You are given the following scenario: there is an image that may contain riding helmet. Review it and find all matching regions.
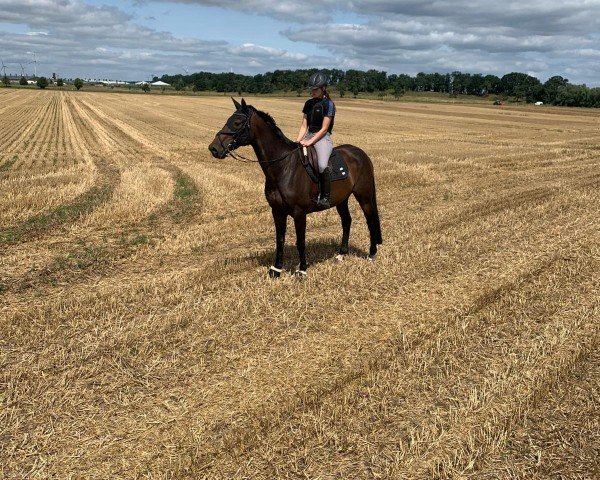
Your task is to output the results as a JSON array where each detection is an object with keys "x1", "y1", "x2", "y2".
[{"x1": 308, "y1": 71, "x2": 328, "y2": 89}]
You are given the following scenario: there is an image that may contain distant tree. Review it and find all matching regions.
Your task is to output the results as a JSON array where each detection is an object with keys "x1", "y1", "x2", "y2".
[
  {"x1": 414, "y1": 72, "x2": 428, "y2": 92},
  {"x1": 36, "y1": 77, "x2": 48, "y2": 89},
  {"x1": 19, "y1": 76, "x2": 27, "y2": 86},
  {"x1": 470, "y1": 74, "x2": 485, "y2": 95},
  {"x1": 174, "y1": 78, "x2": 185, "y2": 91},
  {"x1": 345, "y1": 69, "x2": 364, "y2": 97},
  {"x1": 499, "y1": 72, "x2": 541, "y2": 101},
  {"x1": 142, "y1": 83, "x2": 150, "y2": 93},
  {"x1": 2, "y1": 75, "x2": 10, "y2": 87},
  {"x1": 393, "y1": 82, "x2": 404, "y2": 100},
  {"x1": 73, "y1": 78, "x2": 83, "y2": 90},
  {"x1": 543, "y1": 75, "x2": 569, "y2": 104},
  {"x1": 338, "y1": 81, "x2": 346, "y2": 98},
  {"x1": 56, "y1": 78, "x2": 64, "y2": 87},
  {"x1": 483, "y1": 74, "x2": 501, "y2": 94}
]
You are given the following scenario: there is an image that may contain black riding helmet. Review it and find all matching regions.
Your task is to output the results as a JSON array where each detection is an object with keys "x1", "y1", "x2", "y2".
[{"x1": 308, "y1": 71, "x2": 328, "y2": 89}]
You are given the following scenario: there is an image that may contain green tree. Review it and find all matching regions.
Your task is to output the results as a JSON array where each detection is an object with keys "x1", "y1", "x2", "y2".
[
  {"x1": 73, "y1": 78, "x2": 83, "y2": 90},
  {"x1": 56, "y1": 78, "x2": 64, "y2": 87},
  {"x1": 393, "y1": 82, "x2": 404, "y2": 100},
  {"x1": 36, "y1": 77, "x2": 48, "y2": 89},
  {"x1": 142, "y1": 83, "x2": 150, "y2": 93},
  {"x1": 19, "y1": 76, "x2": 27, "y2": 86},
  {"x1": 2, "y1": 75, "x2": 10, "y2": 87},
  {"x1": 543, "y1": 76, "x2": 569, "y2": 104},
  {"x1": 499, "y1": 72, "x2": 541, "y2": 101},
  {"x1": 174, "y1": 78, "x2": 185, "y2": 91},
  {"x1": 483, "y1": 75, "x2": 501, "y2": 94}
]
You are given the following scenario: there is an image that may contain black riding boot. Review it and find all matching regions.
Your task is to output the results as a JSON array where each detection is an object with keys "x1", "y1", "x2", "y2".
[{"x1": 316, "y1": 168, "x2": 331, "y2": 209}]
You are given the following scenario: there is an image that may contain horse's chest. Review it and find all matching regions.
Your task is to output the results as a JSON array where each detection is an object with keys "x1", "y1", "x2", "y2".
[{"x1": 264, "y1": 185, "x2": 283, "y2": 208}]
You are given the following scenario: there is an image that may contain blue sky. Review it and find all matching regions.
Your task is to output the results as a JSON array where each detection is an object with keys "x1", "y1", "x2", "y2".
[{"x1": 1, "y1": 0, "x2": 599, "y2": 85}]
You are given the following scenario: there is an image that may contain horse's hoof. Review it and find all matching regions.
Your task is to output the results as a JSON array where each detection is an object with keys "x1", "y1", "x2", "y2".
[
  {"x1": 335, "y1": 254, "x2": 345, "y2": 262},
  {"x1": 294, "y1": 269, "x2": 307, "y2": 279},
  {"x1": 367, "y1": 254, "x2": 376, "y2": 262},
  {"x1": 268, "y1": 266, "x2": 282, "y2": 278}
]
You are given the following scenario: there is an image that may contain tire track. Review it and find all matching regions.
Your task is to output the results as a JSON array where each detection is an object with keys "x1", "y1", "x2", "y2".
[{"x1": 0, "y1": 159, "x2": 119, "y2": 245}]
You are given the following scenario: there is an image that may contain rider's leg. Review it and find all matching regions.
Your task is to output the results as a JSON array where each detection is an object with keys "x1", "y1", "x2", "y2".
[{"x1": 313, "y1": 134, "x2": 333, "y2": 208}]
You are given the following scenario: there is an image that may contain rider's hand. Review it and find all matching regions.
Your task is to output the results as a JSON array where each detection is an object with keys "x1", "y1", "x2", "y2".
[{"x1": 300, "y1": 139, "x2": 311, "y2": 147}]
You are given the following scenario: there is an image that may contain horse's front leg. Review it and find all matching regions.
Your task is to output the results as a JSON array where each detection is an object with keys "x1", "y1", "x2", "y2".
[
  {"x1": 269, "y1": 208, "x2": 287, "y2": 278},
  {"x1": 293, "y1": 214, "x2": 307, "y2": 277}
]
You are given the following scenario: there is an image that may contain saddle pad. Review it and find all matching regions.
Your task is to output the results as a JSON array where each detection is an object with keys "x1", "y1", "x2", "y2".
[
  {"x1": 329, "y1": 150, "x2": 349, "y2": 182},
  {"x1": 302, "y1": 147, "x2": 349, "y2": 183}
]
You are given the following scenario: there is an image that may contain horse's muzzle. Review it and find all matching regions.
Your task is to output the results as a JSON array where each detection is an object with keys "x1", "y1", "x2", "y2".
[{"x1": 208, "y1": 145, "x2": 227, "y2": 159}]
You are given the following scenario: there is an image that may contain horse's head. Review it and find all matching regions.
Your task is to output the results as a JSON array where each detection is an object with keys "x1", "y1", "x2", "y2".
[{"x1": 208, "y1": 98, "x2": 254, "y2": 159}]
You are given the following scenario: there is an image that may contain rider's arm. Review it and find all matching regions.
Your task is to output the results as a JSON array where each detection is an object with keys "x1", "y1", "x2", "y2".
[
  {"x1": 302, "y1": 116, "x2": 332, "y2": 146},
  {"x1": 296, "y1": 115, "x2": 308, "y2": 142}
]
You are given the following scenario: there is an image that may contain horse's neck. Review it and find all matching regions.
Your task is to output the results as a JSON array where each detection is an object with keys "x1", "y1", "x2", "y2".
[{"x1": 250, "y1": 119, "x2": 295, "y2": 180}]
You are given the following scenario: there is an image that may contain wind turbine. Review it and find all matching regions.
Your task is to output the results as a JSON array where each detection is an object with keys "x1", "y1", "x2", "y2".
[
  {"x1": 27, "y1": 52, "x2": 38, "y2": 77},
  {"x1": 182, "y1": 66, "x2": 189, "y2": 75},
  {"x1": 19, "y1": 63, "x2": 27, "y2": 78},
  {"x1": 0, "y1": 59, "x2": 8, "y2": 77}
]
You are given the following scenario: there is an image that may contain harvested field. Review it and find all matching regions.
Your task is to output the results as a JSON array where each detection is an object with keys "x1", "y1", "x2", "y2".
[{"x1": 1, "y1": 89, "x2": 599, "y2": 479}]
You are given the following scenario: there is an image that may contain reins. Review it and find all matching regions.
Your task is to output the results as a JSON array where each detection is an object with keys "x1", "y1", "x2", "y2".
[{"x1": 227, "y1": 146, "x2": 302, "y2": 164}]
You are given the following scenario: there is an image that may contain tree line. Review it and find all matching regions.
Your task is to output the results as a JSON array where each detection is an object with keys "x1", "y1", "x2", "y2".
[{"x1": 160, "y1": 69, "x2": 600, "y2": 108}]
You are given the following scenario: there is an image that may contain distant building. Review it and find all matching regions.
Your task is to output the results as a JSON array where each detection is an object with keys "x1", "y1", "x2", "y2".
[{"x1": 151, "y1": 81, "x2": 170, "y2": 87}]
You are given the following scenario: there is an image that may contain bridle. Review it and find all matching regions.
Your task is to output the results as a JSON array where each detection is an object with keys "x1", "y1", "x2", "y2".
[
  {"x1": 215, "y1": 110, "x2": 253, "y2": 155},
  {"x1": 215, "y1": 107, "x2": 301, "y2": 164}
]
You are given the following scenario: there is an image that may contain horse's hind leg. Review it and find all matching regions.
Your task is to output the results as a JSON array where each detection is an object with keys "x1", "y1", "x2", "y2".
[
  {"x1": 336, "y1": 197, "x2": 352, "y2": 258},
  {"x1": 353, "y1": 185, "x2": 383, "y2": 259}
]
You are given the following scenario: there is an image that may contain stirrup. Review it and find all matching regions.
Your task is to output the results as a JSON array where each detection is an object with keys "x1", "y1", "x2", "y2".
[{"x1": 315, "y1": 195, "x2": 331, "y2": 208}]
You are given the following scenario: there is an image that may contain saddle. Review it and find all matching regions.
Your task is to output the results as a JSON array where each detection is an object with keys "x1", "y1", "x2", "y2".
[{"x1": 301, "y1": 146, "x2": 349, "y2": 183}]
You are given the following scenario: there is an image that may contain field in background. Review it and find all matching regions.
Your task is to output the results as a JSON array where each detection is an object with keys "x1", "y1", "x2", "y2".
[
  {"x1": 1, "y1": 90, "x2": 599, "y2": 479},
  {"x1": 3, "y1": 84, "x2": 502, "y2": 104}
]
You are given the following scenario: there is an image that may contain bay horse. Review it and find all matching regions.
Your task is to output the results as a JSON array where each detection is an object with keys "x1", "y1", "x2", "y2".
[{"x1": 208, "y1": 98, "x2": 382, "y2": 278}]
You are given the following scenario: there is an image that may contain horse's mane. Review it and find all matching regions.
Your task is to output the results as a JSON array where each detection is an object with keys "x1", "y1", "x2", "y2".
[{"x1": 252, "y1": 107, "x2": 298, "y2": 149}]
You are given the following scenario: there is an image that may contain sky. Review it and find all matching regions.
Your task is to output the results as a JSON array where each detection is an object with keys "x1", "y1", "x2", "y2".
[{"x1": 1, "y1": 0, "x2": 599, "y2": 86}]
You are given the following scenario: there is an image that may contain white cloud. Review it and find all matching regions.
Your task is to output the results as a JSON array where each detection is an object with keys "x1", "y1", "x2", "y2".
[
  {"x1": 0, "y1": 0, "x2": 333, "y2": 79},
  {"x1": 1, "y1": 0, "x2": 599, "y2": 85}
]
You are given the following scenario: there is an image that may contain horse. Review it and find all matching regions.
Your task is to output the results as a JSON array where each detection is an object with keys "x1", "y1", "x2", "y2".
[{"x1": 208, "y1": 98, "x2": 382, "y2": 278}]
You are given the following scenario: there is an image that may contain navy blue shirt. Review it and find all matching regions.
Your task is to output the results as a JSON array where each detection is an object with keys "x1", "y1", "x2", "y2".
[{"x1": 303, "y1": 97, "x2": 335, "y2": 133}]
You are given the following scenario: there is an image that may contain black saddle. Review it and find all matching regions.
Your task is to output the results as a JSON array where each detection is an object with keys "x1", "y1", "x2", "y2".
[{"x1": 301, "y1": 146, "x2": 349, "y2": 183}]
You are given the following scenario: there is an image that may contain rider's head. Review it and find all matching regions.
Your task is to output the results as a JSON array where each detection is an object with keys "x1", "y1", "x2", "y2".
[{"x1": 308, "y1": 71, "x2": 328, "y2": 99}]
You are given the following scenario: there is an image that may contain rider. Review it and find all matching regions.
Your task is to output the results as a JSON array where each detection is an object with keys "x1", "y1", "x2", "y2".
[{"x1": 296, "y1": 71, "x2": 336, "y2": 208}]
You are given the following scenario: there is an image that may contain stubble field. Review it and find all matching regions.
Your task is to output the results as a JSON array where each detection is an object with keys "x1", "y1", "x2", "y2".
[{"x1": 0, "y1": 89, "x2": 599, "y2": 479}]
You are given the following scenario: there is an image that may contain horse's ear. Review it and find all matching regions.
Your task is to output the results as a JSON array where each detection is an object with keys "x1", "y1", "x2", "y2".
[
  {"x1": 231, "y1": 97, "x2": 242, "y2": 111},
  {"x1": 241, "y1": 98, "x2": 248, "y2": 113}
]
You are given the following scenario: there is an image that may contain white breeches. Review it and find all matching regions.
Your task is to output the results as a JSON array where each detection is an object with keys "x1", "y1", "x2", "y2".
[{"x1": 304, "y1": 132, "x2": 333, "y2": 173}]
